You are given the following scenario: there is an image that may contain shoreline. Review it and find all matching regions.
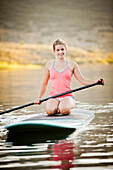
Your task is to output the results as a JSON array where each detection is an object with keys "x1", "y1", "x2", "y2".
[
  {"x1": 0, "y1": 62, "x2": 42, "y2": 70},
  {"x1": 0, "y1": 42, "x2": 113, "y2": 70},
  {"x1": 0, "y1": 61, "x2": 111, "y2": 70}
]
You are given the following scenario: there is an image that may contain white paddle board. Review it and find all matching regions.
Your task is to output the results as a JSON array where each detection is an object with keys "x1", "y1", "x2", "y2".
[{"x1": 5, "y1": 109, "x2": 94, "y2": 145}]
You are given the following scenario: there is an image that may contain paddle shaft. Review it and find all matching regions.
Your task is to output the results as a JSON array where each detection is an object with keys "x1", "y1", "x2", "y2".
[{"x1": 0, "y1": 81, "x2": 101, "y2": 115}]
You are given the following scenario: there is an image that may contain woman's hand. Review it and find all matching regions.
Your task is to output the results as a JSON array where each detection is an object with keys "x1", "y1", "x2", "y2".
[
  {"x1": 34, "y1": 98, "x2": 41, "y2": 104},
  {"x1": 97, "y1": 79, "x2": 104, "y2": 85}
]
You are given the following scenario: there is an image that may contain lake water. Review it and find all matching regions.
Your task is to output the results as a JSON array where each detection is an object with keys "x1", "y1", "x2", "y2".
[{"x1": 0, "y1": 64, "x2": 113, "y2": 169}]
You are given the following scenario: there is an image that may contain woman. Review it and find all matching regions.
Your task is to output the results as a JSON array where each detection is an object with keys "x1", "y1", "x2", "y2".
[{"x1": 34, "y1": 39, "x2": 104, "y2": 115}]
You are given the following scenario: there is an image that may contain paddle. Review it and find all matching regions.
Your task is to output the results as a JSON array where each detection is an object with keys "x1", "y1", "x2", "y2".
[{"x1": 0, "y1": 79, "x2": 104, "y2": 115}]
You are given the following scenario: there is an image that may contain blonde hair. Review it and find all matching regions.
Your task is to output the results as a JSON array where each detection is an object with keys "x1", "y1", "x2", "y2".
[{"x1": 53, "y1": 39, "x2": 67, "y2": 52}]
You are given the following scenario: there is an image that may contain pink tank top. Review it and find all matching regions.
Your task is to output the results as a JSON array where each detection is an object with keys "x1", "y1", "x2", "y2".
[{"x1": 49, "y1": 60, "x2": 73, "y2": 98}]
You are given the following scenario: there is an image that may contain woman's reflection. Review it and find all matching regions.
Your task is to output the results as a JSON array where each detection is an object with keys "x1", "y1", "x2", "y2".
[{"x1": 48, "y1": 139, "x2": 76, "y2": 170}]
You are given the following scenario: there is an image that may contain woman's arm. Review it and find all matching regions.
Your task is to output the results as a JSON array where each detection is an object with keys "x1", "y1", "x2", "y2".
[
  {"x1": 73, "y1": 62, "x2": 97, "y2": 85},
  {"x1": 34, "y1": 63, "x2": 50, "y2": 104}
]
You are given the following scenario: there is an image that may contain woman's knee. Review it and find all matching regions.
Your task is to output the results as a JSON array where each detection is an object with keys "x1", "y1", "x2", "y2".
[
  {"x1": 45, "y1": 99, "x2": 59, "y2": 115},
  {"x1": 59, "y1": 105, "x2": 71, "y2": 115},
  {"x1": 46, "y1": 107, "x2": 57, "y2": 115},
  {"x1": 58, "y1": 98, "x2": 75, "y2": 115}
]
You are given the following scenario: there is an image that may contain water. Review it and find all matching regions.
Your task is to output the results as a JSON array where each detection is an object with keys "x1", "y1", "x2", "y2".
[{"x1": 0, "y1": 64, "x2": 113, "y2": 169}]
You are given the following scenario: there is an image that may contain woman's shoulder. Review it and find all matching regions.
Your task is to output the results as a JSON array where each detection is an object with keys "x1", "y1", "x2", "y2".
[
  {"x1": 67, "y1": 60, "x2": 78, "y2": 70},
  {"x1": 45, "y1": 61, "x2": 54, "y2": 70},
  {"x1": 67, "y1": 60, "x2": 77, "y2": 65}
]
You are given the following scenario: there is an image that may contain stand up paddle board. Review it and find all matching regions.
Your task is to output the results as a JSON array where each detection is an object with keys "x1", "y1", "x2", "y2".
[{"x1": 5, "y1": 109, "x2": 94, "y2": 145}]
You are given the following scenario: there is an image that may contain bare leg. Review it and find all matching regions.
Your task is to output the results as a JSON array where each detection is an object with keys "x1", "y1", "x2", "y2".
[
  {"x1": 58, "y1": 98, "x2": 75, "y2": 115},
  {"x1": 45, "y1": 99, "x2": 59, "y2": 115}
]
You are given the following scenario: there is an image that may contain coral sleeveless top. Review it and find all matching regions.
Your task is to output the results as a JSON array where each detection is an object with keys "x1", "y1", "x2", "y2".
[{"x1": 49, "y1": 60, "x2": 73, "y2": 98}]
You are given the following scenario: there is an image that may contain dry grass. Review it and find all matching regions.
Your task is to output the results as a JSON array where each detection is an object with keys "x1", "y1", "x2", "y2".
[
  {"x1": 0, "y1": 42, "x2": 113, "y2": 69},
  {"x1": 0, "y1": 61, "x2": 41, "y2": 69}
]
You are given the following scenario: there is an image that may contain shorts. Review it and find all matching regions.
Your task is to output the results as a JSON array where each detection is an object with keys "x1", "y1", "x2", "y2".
[{"x1": 56, "y1": 96, "x2": 75, "y2": 102}]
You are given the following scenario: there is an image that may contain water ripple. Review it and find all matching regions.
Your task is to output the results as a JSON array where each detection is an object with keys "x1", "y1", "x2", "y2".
[{"x1": 0, "y1": 101, "x2": 113, "y2": 169}]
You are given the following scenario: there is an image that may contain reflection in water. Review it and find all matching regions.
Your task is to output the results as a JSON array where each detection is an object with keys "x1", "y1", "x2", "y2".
[
  {"x1": 49, "y1": 140, "x2": 76, "y2": 169},
  {"x1": 0, "y1": 140, "x2": 76, "y2": 170},
  {"x1": 0, "y1": 139, "x2": 77, "y2": 169},
  {"x1": 1, "y1": 124, "x2": 113, "y2": 170}
]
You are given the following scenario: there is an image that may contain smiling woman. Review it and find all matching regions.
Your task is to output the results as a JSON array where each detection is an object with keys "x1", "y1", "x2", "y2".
[{"x1": 34, "y1": 39, "x2": 104, "y2": 115}]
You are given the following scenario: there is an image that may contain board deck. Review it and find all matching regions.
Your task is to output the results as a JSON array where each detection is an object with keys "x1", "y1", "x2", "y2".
[{"x1": 5, "y1": 109, "x2": 94, "y2": 145}]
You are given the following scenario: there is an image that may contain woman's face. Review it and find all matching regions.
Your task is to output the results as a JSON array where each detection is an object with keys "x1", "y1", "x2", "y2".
[{"x1": 54, "y1": 44, "x2": 66, "y2": 59}]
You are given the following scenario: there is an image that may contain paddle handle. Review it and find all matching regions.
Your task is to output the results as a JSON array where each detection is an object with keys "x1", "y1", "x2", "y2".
[{"x1": 0, "y1": 80, "x2": 103, "y2": 115}]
